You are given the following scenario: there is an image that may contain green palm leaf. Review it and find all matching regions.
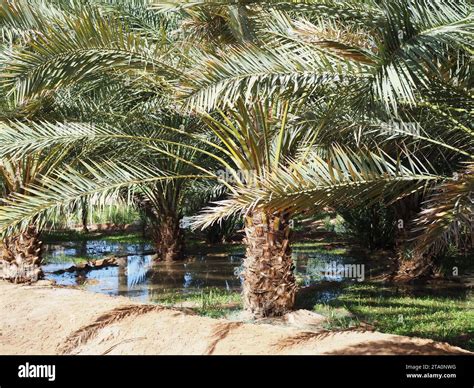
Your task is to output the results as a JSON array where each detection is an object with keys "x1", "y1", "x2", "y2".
[
  {"x1": 1, "y1": 8, "x2": 179, "y2": 104},
  {"x1": 0, "y1": 159, "x2": 211, "y2": 237},
  {"x1": 192, "y1": 145, "x2": 441, "y2": 228}
]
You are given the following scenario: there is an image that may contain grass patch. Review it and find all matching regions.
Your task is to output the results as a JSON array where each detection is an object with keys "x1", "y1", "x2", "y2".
[
  {"x1": 292, "y1": 241, "x2": 347, "y2": 255},
  {"x1": 294, "y1": 247, "x2": 347, "y2": 255},
  {"x1": 42, "y1": 231, "x2": 148, "y2": 244},
  {"x1": 313, "y1": 283, "x2": 474, "y2": 351},
  {"x1": 101, "y1": 233, "x2": 148, "y2": 244},
  {"x1": 152, "y1": 287, "x2": 242, "y2": 318},
  {"x1": 44, "y1": 255, "x2": 91, "y2": 265},
  {"x1": 313, "y1": 303, "x2": 362, "y2": 330}
]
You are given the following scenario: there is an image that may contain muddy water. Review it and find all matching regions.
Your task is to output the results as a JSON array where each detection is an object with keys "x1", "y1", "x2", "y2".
[
  {"x1": 43, "y1": 239, "x2": 473, "y2": 304},
  {"x1": 43, "y1": 240, "x2": 355, "y2": 303}
]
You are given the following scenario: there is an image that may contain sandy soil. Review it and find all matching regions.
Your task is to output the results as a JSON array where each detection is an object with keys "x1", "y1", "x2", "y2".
[{"x1": 0, "y1": 281, "x2": 470, "y2": 355}]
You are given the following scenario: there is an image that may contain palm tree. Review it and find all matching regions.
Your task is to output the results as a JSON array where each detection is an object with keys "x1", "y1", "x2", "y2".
[
  {"x1": 0, "y1": 150, "x2": 70, "y2": 283},
  {"x1": 0, "y1": 98, "x2": 440, "y2": 314},
  {"x1": 1, "y1": 0, "x2": 202, "y2": 261},
  {"x1": 132, "y1": 132, "x2": 213, "y2": 261},
  {"x1": 0, "y1": 8, "x2": 75, "y2": 282},
  {"x1": 0, "y1": 0, "x2": 472, "y2": 314},
  {"x1": 175, "y1": 0, "x2": 473, "y2": 278}
]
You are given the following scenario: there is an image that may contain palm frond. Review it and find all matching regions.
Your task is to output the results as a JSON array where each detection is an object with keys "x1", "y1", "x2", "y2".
[
  {"x1": 371, "y1": 0, "x2": 474, "y2": 114},
  {"x1": 409, "y1": 162, "x2": 473, "y2": 255},
  {"x1": 181, "y1": 42, "x2": 369, "y2": 111},
  {"x1": 0, "y1": 159, "x2": 211, "y2": 237},
  {"x1": 1, "y1": 8, "x2": 179, "y2": 104},
  {"x1": 192, "y1": 145, "x2": 441, "y2": 228}
]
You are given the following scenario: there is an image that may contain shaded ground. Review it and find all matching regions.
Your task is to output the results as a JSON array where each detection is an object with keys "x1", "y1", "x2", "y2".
[{"x1": 0, "y1": 281, "x2": 470, "y2": 355}]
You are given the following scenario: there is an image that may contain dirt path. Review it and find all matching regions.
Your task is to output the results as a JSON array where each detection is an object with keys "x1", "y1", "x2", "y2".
[{"x1": 0, "y1": 281, "x2": 470, "y2": 355}]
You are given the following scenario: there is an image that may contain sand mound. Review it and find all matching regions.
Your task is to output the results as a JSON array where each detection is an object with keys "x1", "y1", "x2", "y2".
[{"x1": 0, "y1": 281, "x2": 470, "y2": 355}]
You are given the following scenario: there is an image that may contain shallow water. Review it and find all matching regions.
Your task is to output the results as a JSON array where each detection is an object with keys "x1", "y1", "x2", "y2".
[
  {"x1": 43, "y1": 240, "x2": 359, "y2": 303},
  {"x1": 43, "y1": 239, "x2": 473, "y2": 304}
]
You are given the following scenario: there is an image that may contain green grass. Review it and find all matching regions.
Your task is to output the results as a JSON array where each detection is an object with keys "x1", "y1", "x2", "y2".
[
  {"x1": 42, "y1": 230, "x2": 148, "y2": 244},
  {"x1": 152, "y1": 287, "x2": 242, "y2": 318},
  {"x1": 294, "y1": 247, "x2": 347, "y2": 255},
  {"x1": 101, "y1": 233, "x2": 148, "y2": 244},
  {"x1": 312, "y1": 283, "x2": 474, "y2": 351},
  {"x1": 44, "y1": 255, "x2": 91, "y2": 264}
]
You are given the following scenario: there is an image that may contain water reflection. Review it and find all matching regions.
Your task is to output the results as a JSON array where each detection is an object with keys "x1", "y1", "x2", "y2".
[
  {"x1": 294, "y1": 252, "x2": 358, "y2": 285},
  {"x1": 42, "y1": 240, "x2": 366, "y2": 303},
  {"x1": 45, "y1": 240, "x2": 153, "y2": 261}
]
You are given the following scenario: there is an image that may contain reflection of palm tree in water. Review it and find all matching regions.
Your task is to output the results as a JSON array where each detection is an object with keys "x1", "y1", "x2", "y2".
[
  {"x1": 75, "y1": 271, "x2": 87, "y2": 286},
  {"x1": 78, "y1": 240, "x2": 88, "y2": 258},
  {"x1": 149, "y1": 259, "x2": 185, "y2": 290},
  {"x1": 293, "y1": 253, "x2": 309, "y2": 277},
  {"x1": 160, "y1": 255, "x2": 242, "y2": 290},
  {"x1": 73, "y1": 241, "x2": 90, "y2": 286},
  {"x1": 117, "y1": 257, "x2": 128, "y2": 296}
]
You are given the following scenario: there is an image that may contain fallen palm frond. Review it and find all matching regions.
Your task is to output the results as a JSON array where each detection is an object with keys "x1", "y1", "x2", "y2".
[
  {"x1": 274, "y1": 327, "x2": 373, "y2": 351},
  {"x1": 205, "y1": 321, "x2": 244, "y2": 355},
  {"x1": 58, "y1": 305, "x2": 164, "y2": 354}
]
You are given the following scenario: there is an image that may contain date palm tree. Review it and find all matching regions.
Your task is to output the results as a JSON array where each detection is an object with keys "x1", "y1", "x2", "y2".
[
  {"x1": 0, "y1": 149, "x2": 71, "y2": 282},
  {"x1": 174, "y1": 0, "x2": 473, "y2": 279},
  {"x1": 0, "y1": 6, "x2": 75, "y2": 282},
  {"x1": 0, "y1": 0, "x2": 472, "y2": 313},
  {"x1": 0, "y1": 0, "x2": 214, "y2": 261},
  {"x1": 0, "y1": 99, "x2": 440, "y2": 313}
]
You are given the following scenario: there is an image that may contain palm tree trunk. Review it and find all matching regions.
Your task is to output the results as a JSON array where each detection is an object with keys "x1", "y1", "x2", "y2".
[
  {"x1": 0, "y1": 226, "x2": 43, "y2": 283},
  {"x1": 152, "y1": 214, "x2": 184, "y2": 261},
  {"x1": 81, "y1": 198, "x2": 89, "y2": 233},
  {"x1": 392, "y1": 194, "x2": 434, "y2": 282},
  {"x1": 242, "y1": 211, "x2": 296, "y2": 317},
  {"x1": 392, "y1": 254, "x2": 435, "y2": 283}
]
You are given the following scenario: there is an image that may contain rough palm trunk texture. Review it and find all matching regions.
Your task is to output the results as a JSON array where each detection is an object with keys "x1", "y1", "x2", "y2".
[
  {"x1": 0, "y1": 226, "x2": 43, "y2": 283},
  {"x1": 393, "y1": 254, "x2": 435, "y2": 283},
  {"x1": 153, "y1": 215, "x2": 184, "y2": 261},
  {"x1": 242, "y1": 212, "x2": 296, "y2": 317}
]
